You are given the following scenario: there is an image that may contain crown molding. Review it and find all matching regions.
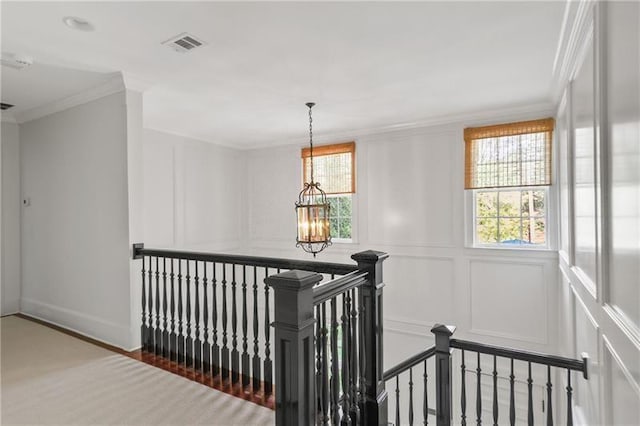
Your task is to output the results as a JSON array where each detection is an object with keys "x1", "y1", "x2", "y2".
[
  {"x1": 242, "y1": 100, "x2": 556, "y2": 151},
  {"x1": 1, "y1": 113, "x2": 17, "y2": 124},
  {"x1": 551, "y1": 0, "x2": 596, "y2": 102},
  {"x1": 15, "y1": 74, "x2": 126, "y2": 124},
  {"x1": 143, "y1": 125, "x2": 242, "y2": 151},
  {"x1": 148, "y1": 100, "x2": 553, "y2": 152},
  {"x1": 121, "y1": 72, "x2": 153, "y2": 93}
]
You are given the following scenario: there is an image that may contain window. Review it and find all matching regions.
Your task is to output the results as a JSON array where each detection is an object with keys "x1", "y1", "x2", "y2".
[
  {"x1": 465, "y1": 118, "x2": 554, "y2": 247},
  {"x1": 302, "y1": 142, "x2": 355, "y2": 241}
]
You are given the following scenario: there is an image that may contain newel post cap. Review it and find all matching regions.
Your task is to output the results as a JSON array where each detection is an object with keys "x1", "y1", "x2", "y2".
[
  {"x1": 431, "y1": 324, "x2": 456, "y2": 336},
  {"x1": 351, "y1": 250, "x2": 389, "y2": 263},
  {"x1": 265, "y1": 269, "x2": 323, "y2": 291}
]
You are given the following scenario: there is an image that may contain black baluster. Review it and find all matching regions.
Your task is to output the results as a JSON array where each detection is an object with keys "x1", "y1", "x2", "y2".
[
  {"x1": 221, "y1": 263, "x2": 229, "y2": 382},
  {"x1": 185, "y1": 260, "x2": 193, "y2": 367},
  {"x1": 162, "y1": 258, "x2": 169, "y2": 358},
  {"x1": 349, "y1": 288, "x2": 360, "y2": 424},
  {"x1": 509, "y1": 358, "x2": 515, "y2": 426},
  {"x1": 528, "y1": 362, "x2": 534, "y2": 426},
  {"x1": 322, "y1": 302, "x2": 330, "y2": 425},
  {"x1": 202, "y1": 262, "x2": 210, "y2": 374},
  {"x1": 155, "y1": 257, "x2": 161, "y2": 355},
  {"x1": 461, "y1": 350, "x2": 467, "y2": 425},
  {"x1": 358, "y1": 286, "x2": 366, "y2": 419},
  {"x1": 424, "y1": 360, "x2": 429, "y2": 426},
  {"x1": 177, "y1": 260, "x2": 184, "y2": 363},
  {"x1": 141, "y1": 256, "x2": 147, "y2": 351},
  {"x1": 231, "y1": 264, "x2": 239, "y2": 384},
  {"x1": 331, "y1": 297, "x2": 339, "y2": 425},
  {"x1": 477, "y1": 352, "x2": 482, "y2": 425},
  {"x1": 409, "y1": 368, "x2": 414, "y2": 426},
  {"x1": 341, "y1": 294, "x2": 352, "y2": 425},
  {"x1": 566, "y1": 370, "x2": 573, "y2": 426},
  {"x1": 316, "y1": 304, "x2": 323, "y2": 421},
  {"x1": 241, "y1": 265, "x2": 250, "y2": 387},
  {"x1": 492, "y1": 356, "x2": 498, "y2": 426},
  {"x1": 547, "y1": 365, "x2": 553, "y2": 426},
  {"x1": 147, "y1": 258, "x2": 154, "y2": 352},
  {"x1": 252, "y1": 267, "x2": 261, "y2": 392},
  {"x1": 264, "y1": 267, "x2": 272, "y2": 394},
  {"x1": 396, "y1": 376, "x2": 401, "y2": 426},
  {"x1": 169, "y1": 259, "x2": 177, "y2": 361},
  {"x1": 212, "y1": 263, "x2": 220, "y2": 377},
  {"x1": 193, "y1": 261, "x2": 202, "y2": 370}
]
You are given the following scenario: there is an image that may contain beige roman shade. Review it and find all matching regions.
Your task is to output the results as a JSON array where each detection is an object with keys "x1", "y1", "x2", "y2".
[
  {"x1": 302, "y1": 142, "x2": 355, "y2": 194},
  {"x1": 464, "y1": 118, "x2": 555, "y2": 189}
]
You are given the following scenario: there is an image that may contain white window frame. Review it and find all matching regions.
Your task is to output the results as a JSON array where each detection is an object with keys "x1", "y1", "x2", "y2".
[
  {"x1": 465, "y1": 186, "x2": 557, "y2": 251},
  {"x1": 327, "y1": 193, "x2": 356, "y2": 244}
]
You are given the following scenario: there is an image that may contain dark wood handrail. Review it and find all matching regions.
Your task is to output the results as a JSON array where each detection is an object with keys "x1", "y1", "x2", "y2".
[
  {"x1": 312, "y1": 271, "x2": 369, "y2": 305},
  {"x1": 383, "y1": 346, "x2": 436, "y2": 381},
  {"x1": 133, "y1": 245, "x2": 359, "y2": 276},
  {"x1": 450, "y1": 338, "x2": 589, "y2": 379}
]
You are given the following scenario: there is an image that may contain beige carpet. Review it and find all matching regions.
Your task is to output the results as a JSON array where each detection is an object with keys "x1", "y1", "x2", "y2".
[{"x1": 0, "y1": 316, "x2": 275, "y2": 425}]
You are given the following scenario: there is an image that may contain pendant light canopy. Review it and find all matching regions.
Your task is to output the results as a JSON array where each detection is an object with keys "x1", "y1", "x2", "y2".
[{"x1": 296, "y1": 102, "x2": 331, "y2": 257}]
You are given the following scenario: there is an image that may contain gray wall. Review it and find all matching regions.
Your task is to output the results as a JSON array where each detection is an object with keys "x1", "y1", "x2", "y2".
[
  {"x1": 1, "y1": 121, "x2": 21, "y2": 315},
  {"x1": 19, "y1": 92, "x2": 134, "y2": 348}
]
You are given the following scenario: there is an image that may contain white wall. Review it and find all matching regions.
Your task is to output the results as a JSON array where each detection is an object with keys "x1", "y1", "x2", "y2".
[
  {"x1": 1, "y1": 121, "x2": 21, "y2": 315},
  {"x1": 19, "y1": 91, "x2": 135, "y2": 348},
  {"x1": 245, "y1": 118, "x2": 562, "y2": 422},
  {"x1": 245, "y1": 119, "x2": 560, "y2": 354},
  {"x1": 142, "y1": 129, "x2": 245, "y2": 252},
  {"x1": 556, "y1": 1, "x2": 640, "y2": 425}
]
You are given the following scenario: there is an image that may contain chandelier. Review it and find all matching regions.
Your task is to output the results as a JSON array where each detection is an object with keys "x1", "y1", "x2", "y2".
[{"x1": 295, "y1": 102, "x2": 331, "y2": 257}]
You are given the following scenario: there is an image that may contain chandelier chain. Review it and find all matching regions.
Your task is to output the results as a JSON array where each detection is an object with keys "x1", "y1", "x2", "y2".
[{"x1": 308, "y1": 104, "x2": 314, "y2": 183}]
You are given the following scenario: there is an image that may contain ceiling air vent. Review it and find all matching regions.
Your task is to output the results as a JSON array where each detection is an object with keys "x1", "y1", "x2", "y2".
[
  {"x1": 162, "y1": 33, "x2": 206, "y2": 53},
  {"x1": 1, "y1": 103, "x2": 15, "y2": 110}
]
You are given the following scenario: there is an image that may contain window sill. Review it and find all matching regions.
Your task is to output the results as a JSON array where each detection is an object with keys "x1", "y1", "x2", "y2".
[
  {"x1": 331, "y1": 238, "x2": 355, "y2": 245},
  {"x1": 464, "y1": 245, "x2": 559, "y2": 259}
]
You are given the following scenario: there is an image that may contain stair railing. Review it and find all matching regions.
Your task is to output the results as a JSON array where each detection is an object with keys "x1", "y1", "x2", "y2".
[
  {"x1": 131, "y1": 243, "x2": 360, "y2": 399},
  {"x1": 267, "y1": 250, "x2": 389, "y2": 426},
  {"x1": 384, "y1": 324, "x2": 589, "y2": 426}
]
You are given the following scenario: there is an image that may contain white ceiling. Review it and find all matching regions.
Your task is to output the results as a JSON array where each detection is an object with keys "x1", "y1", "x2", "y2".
[{"x1": 1, "y1": 1, "x2": 565, "y2": 148}]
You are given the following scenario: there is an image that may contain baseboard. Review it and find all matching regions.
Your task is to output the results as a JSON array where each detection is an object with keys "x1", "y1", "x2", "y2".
[{"x1": 20, "y1": 297, "x2": 134, "y2": 350}]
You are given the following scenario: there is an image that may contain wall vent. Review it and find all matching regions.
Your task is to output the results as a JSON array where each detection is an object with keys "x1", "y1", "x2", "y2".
[
  {"x1": 1, "y1": 103, "x2": 15, "y2": 110},
  {"x1": 162, "y1": 33, "x2": 206, "y2": 53}
]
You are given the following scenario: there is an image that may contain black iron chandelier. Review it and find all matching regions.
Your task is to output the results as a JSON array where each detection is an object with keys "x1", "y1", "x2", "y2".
[{"x1": 295, "y1": 102, "x2": 331, "y2": 257}]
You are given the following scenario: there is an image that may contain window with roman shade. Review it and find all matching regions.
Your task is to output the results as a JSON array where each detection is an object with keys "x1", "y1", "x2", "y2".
[
  {"x1": 301, "y1": 141, "x2": 355, "y2": 240},
  {"x1": 464, "y1": 118, "x2": 555, "y2": 247},
  {"x1": 464, "y1": 118, "x2": 555, "y2": 190},
  {"x1": 302, "y1": 142, "x2": 355, "y2": 194}
]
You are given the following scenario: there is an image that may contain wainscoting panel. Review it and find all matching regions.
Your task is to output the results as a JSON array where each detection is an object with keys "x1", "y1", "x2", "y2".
[
  {"x1": 469, "y1": 260, "x2": 547, "y2": 344},
  {"x1": 603, "y1": 335, "x2": 640, "y2": 425},
  {"x1": 365, "y1": 130, "x2": 457, "y2": 248},
  {"x1": 572, "y1": 286, "x2": 601, "y2": 424},
  {"x1": 384, "y1": 255, "x2": 456, "y2": 327}
]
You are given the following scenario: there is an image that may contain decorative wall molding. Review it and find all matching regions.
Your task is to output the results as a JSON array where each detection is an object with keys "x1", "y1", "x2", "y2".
[
  {"x1": 15, "y1": 74, "x2": 126, "y2": 124},
  {"x1": 385, "y1": 317, "x2": 435, "y2": 338},
  {"x1": 552, "y1": 0, "x2": 597, "y2": 100},
  {"x1": 603, "y1": 305, "x2": 640, "y2": 351},
  {"x1": 602, "y1": 334, "x2": 640, "y2": 398},
  {"x1": 468, "y1": 259, "x2": 548, "y2": 345}
]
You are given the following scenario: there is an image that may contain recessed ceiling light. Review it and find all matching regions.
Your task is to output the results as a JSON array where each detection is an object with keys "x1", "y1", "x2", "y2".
[{"x1": 63, "y1": 16, "x2": 94, "y2": 32}]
